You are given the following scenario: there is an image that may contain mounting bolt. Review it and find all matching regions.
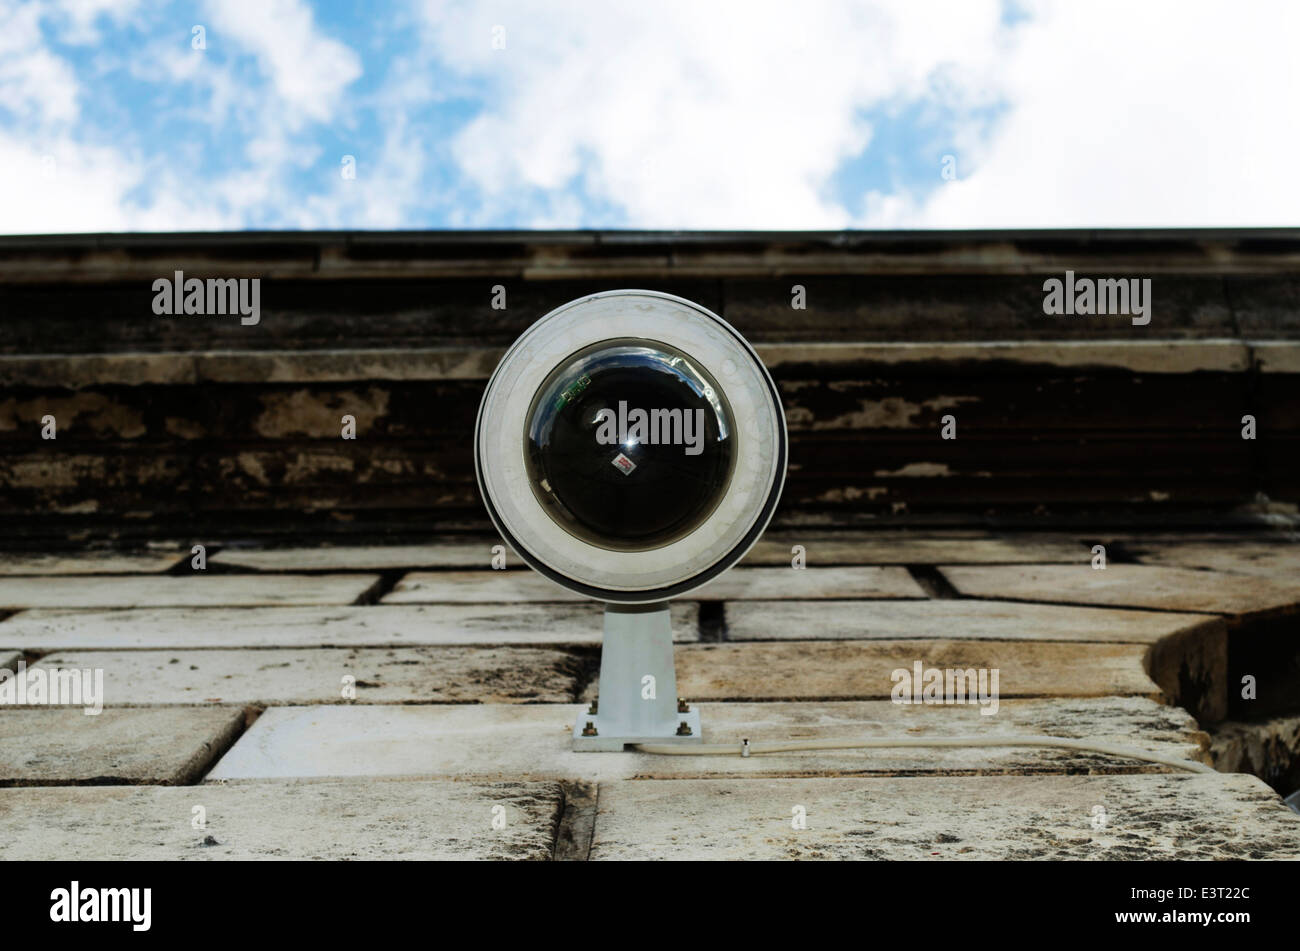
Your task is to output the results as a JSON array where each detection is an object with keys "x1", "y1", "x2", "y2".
[
  {"x1": 588, "y1": 700, "x2": 598, "y2": 715},
  {"x1": 677, "y1": 698, "x2": 690, "y2": 713},
  {"x1": 676, "y1": 721, "x2": 693, "y2": 736},
  {"x1": 582, "y1": 721, "x2": 598, "y2": 737}
]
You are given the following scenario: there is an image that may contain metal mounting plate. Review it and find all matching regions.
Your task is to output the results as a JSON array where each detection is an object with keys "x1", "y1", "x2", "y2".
[
  {"x1": 570, "y1": 602, "x2": 702, "y2": 752},
  {"x1": 572, "y1": 707, "x2": 702, "y2": 752}
]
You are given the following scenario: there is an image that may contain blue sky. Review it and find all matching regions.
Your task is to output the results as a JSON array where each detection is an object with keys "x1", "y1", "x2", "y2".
[{"x1": 1, "y1": 0, "x2": 1295, "y2": 233}]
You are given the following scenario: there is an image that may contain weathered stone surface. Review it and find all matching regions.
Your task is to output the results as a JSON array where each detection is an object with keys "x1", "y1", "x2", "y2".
[
  {"x1": 0, "y1": 574, "x2": 382, "y2": 609},
  {"x1": 0, "y1": 707, "x2": 244, "y2": 785},
  {"x1": 2, "y1": 340, "x2": 1260, "y2": 387},
  {"x1": 760, "y1": 340, "x2": 1253, "y2": 373},
  {"x1": 0, "y1": 651, "x2": 18, "y2": 671},
  {"x1": 664, "y1": 640, "x2": 1159, "y2": 702},
  {"x1": 207, "y1": 697, "x2": 1206, "y2": 782},
  {"x1": 552, "y1": 781, "x2": 599, "y2": 861},
  {"x1": 34, "y1": 647, "x2": 585, "y2": 706},
  {"x1": 0, "y1": 551, "x2": 185, "y2": 575},
  {"x1": 587, "y1": 773, "x2": 1300, "y2": 860},
  {"x1": 700, "y1": 566, "x2": 924, "y2": 600},
  {"x1": 1090, "y1": 532, "x2": 1291, "y2": 545},
  {"x1": 382, "y1": 571, "x2": 581, "y2": 603},
  {"x1": 725, "y1": 598, "x2": 1222, "y2": 643},
  {"x1": 0, "y1": 603, "x2": 699, "y2": 650},
  {"x1": 1, "y1": 523, "x2": 1285, "y2": 860},
  {"x1": 382, "y1": 566, "x2": 925, "y2": 604},
  {"x1": 1254, "y1": 340, "x2": 1300, "y2": 373},
  {"x1": 1210, "y1": 714, "x2": 1300, "y2": 781},
  {"x1": 211, "y1": 541, "x2": 510, "y2": 572},
  {"x1": 0, "y1": 779, "x2": 562, "y2": 859},
  {"x1": 1143, "y1": 615, "x2": 1229, "y2": 725},
  {"x1": 744, "y1": 533, "x2": 1087, "y2": 566},
  {"x1": 1125, "y1": 541, "x2": 1300, "y2": 580},
  {"x1": 939, "y1": 564, "x2": 1300, "y2": 615}
]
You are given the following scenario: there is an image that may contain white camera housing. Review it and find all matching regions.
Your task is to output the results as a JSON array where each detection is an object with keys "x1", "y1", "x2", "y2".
[
  {"x1": 475, "y1": 289, "x2": 786, "y2": 602},
  {"x1": 474, "y1": 289, "x2": 787, "y2": 749}
]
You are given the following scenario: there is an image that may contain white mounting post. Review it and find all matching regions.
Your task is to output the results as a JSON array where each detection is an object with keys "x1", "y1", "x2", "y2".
[{"x1": 571, "y1": 602, "x2": 702, "y2": 751}]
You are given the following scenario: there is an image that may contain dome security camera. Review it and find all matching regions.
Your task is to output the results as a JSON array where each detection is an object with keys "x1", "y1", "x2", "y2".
[{"x1": 475, "y1": 290, "x2": 787, "y2": 750}]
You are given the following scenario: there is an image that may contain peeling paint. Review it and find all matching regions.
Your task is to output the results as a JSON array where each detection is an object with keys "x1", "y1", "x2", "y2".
[
  {"x1": 236, "y1": 452, "x2": 271, "y2": 486},
  {"x1": 0, "y1": 394, "x2": 146, "y2": 438},
  {"x1": 254, "y1": 388, "x2": 390, "y2": 438},
  {"x1": 875, "y1": 462, "x2": 951, "y2": 478},
  {"x1": 284, "y1": 452, "x2": 355, "y2": 483},
  {"x1": 812, "y1": 486, "x2": 890, "y2": 503}
]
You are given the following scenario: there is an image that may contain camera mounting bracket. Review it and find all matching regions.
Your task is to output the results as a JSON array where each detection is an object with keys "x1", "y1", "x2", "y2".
[{"x1": 571, "y1": 602, "x2": 702, "y2": 752}]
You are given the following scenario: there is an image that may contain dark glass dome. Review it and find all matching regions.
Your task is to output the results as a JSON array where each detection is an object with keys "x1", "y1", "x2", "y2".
[{"x1": 524, "y1": 339, "x2": 735, "y2": 552}]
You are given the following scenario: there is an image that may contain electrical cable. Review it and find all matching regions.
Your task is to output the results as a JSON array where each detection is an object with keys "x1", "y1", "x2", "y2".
[{"x1": 633, "y1": 734, "x2": 1216, "y2": 773}]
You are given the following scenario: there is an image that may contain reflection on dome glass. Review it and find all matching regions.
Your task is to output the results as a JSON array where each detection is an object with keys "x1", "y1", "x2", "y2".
[{"x1": 524, "y1": 339, "x2": 735, "y2": 552}]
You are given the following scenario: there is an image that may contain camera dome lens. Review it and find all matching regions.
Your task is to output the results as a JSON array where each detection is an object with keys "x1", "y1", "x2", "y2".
[{"x1": 523, "y1": 339, "x2": 735, "y2": 552}]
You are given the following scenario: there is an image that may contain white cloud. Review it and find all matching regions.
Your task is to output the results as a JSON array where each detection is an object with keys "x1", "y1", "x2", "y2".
[
  {"x1": 872, "y1": 0, "x2": 1300, "y2": 228},
  {"x1": 0, "y1": 129, "x2": 255, "y2": 233},
  {"x1": 419, "y1": 0, "x2": 1009, "y2": 228},
  {"x1": 1, "y1": 0, "x2": 1293, "y2": 234},
  {"x1": 0, "y1": 0, "x2": 366, "y2": 233},
  {"x1": 47, "y1": 0, "x2": 143, "y2": 44},
  {"x1": 292, "y1": 117, "x2": 430, "y2": 229},
  {"x1": 419, "y1": 0, "x2": 1299, "y2": 229},
  {"x1": 0, "y1": 1, "x2": 81, "y2": 123},
  {"x1": 202, "y1": 0, "x2": 362, "y2": 125}
]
